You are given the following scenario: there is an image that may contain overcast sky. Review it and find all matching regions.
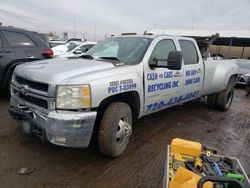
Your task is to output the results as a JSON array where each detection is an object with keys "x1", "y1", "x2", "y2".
[{"x1": 1, "y1": 0, "x2": 250, "y2": 40}]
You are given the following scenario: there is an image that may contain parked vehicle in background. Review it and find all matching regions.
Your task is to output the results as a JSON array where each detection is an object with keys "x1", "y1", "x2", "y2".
[
  {"x1": 8, "y1": 34, "x2": 238, "y2": 157},
  {"x1": 56, "y1": 42, "x2": 97, "y2": 58},
  {"x1": 0, "y1": 26, "x2": 53, "y2": 92},
  {"x1": 52, "y1": 41, "x2": 82, "y2": 56},
  {"x1": 33, "y1": 32, "x2": 50, "y2": 47},
  {"x1": 65, "y1": 37, "x2": 83, "y2": 42},
  {"x1": 49, "y1": 38, "x2": 84, "y2": 48},
  {"x1": 235, "y1": 60, "x2": 250, "y2": 85},
  {"x1": 49, "y1": 40, "x2": 64, "y2": 48}
]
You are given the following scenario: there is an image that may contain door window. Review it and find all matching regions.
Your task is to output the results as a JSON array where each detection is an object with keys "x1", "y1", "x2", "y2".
[
  {"x1": 179, "y1": 40, "x2": 199, "y2": 65},
  {"x1": 151, "y1": 39, "x2": 176, "y2": 59},
  {"x1": 2, "y1": 31, "x2": 36, "y2": 47},
  {"x1": 150, "y1": 39, "x2": 176, "y2": 66}
]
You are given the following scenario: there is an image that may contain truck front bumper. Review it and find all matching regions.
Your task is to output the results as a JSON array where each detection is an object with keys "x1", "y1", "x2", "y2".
[{"x1": 8, "y1": 101, "x2": 97, "y2": 148}]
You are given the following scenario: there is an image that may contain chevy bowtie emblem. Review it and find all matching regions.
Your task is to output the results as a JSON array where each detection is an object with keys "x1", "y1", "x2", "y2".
[{"x1": 19, "y1": 85, "x2": 29, "y2": 96}]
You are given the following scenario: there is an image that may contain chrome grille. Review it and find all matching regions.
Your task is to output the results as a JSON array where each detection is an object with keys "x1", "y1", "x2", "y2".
[
  {"x1": 19, "y1": 93, "x2": 48, "y2": 109},
  {"x1": 238, "y1": 77, "x2": 245, "y2": 83},
  {"x1": 15, "y1": 75, "x2": 49, "y2": 92}
]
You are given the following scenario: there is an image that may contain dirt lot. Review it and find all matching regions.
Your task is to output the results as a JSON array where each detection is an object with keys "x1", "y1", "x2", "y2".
[{"x1": 0, "y1": 88, "x2": 249, "y2": 188}]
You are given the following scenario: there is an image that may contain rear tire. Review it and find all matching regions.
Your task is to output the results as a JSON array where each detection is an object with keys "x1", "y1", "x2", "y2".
[
  {"x1": 245, "y1": 88, "x2": 250, "y2": 96},
  {"x1": 98, "y1": 102, "x2": 132, "y2": 157},
  {"x1": 215, "y1": 85, "x2": 234, "y2": 110},
  {"x1": 207, "y1": 94, "x2": 217, "y2": 108}
]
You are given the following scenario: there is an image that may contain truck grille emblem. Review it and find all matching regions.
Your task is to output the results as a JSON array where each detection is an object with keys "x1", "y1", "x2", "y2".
[{"x1": 19, "y1": 85, "x2": 29, "y2": 96}]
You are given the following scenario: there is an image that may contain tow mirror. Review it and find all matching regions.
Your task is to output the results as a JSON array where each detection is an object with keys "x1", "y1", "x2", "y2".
[
  {"x1": 74, "y1": 50, "x2": 83, "y2": 54},
  {"x1": 167, "y1": 51, "x2": 182, "y2": 70},
  {"x1": 149, "y1": 51, "x2": 182, "y2": 70}
]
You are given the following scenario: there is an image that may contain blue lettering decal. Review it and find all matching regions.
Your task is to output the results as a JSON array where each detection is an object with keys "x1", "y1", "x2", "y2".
[
  {"x1": 164, "y1": 71, "x2": 173, "y2": 78},
  {"x1": 185, "y1": 78, "x2": 193, "y2": 85},
  {"x1": 108, "y1": 86, "x2": 118, "y2": 93},
  {"x1": 146, "y1": 90, "x2": 200, "y2": 112},
  {"x1": 172, "y1": 81, "x2": 179, "y2": 88},
  {"x1": 147, "y1": 73, "x2": 158, "y2": 81}
]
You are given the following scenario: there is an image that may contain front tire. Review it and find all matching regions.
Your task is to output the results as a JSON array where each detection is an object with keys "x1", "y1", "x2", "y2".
[{"x1": 98, "y1": 102, "x2": 132, "y2": 157}]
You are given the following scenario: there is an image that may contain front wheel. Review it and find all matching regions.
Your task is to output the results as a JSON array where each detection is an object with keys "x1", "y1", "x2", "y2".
[{"x1": 98, "y1": 102, "x2": 132, "y2": 157}]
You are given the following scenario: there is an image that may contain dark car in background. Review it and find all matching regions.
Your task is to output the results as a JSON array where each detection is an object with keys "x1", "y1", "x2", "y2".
[{"x1": 0, "y1": 26, "x2": 53, "y2": 92}]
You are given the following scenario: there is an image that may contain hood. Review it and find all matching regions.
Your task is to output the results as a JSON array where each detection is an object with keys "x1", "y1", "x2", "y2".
[
  {"x1": 239, "y1": 68, "x2": 250, "y2": 75},
  {"x1": 15, "y1": 58, "x2": 115, "y2": 85}
]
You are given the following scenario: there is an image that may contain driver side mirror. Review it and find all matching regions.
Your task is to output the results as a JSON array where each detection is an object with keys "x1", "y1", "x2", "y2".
[
  {"x1": 149, "y1": 51, "x2": 182, "y2": 70},
  {"x1": 167, "y1": 51, "x2": 182, "y2": 70}
]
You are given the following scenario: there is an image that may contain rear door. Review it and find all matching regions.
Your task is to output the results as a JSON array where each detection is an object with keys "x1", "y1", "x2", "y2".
[
  {"x1": 0, "y1": 32, "x2": 16, "y2": 84},
  {"x1": 2, "y1": 30, "x2": 40, "y2": 60},
  {"x1": 179, "y1": 38, "x2": 204, "y2": 101}
]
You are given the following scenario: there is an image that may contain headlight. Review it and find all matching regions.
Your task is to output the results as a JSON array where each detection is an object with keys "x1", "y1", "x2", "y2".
[{"x1": 56, "y1": 85, "x2": 91, "y2": 109}]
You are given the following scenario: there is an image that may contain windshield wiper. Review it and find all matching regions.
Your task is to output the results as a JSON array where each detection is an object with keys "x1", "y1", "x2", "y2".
[
  {"x1": 98, "y1": 56, "x2": 121, "y2": 62},
  {"x1": 80, "y1": 54, "x2": 94, "y2": 59}
]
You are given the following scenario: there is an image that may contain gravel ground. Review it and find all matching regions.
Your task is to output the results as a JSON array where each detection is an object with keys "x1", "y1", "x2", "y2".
[{"x1": 0, "y1": 88, "x2": 249, "y2": 188}]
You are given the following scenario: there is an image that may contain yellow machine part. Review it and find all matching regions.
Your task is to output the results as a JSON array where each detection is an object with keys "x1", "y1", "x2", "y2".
[
  {"x1": 171, "y1": 138, "x2": 202, "y2": 157},
  {"x1": 169, "y1": 167, "x2": 213, "y2": 188}
]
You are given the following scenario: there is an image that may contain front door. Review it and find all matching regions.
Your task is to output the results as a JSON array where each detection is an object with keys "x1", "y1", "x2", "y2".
[{"x1": 144, "y1": 36, "x2": 183, "y2": 114}]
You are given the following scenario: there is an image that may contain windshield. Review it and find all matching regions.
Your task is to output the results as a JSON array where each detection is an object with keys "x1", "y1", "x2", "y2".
[
  {"x1": 237, "y1": 62, "x2": 250, "y2": 69},
  {"x1": 66, "y1": 42, "x2": 81, "y2": 52},
  {"x1": 85, "y1": 37, "x2": 152, "y2": 65}
]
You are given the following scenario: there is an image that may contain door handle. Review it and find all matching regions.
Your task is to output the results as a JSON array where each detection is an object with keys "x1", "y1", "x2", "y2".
[
  {"x1": 4, "y1": 50, "x2": 11, "y2": 53},
  {"x1": 174, "y1": 71, "x2": 183, "y2": 77},
  {"x1": 196, "y1": 68, "x2": 202, "y2": 73},
  {"x1": 0, "y1": 50, "x2": 11, "y2": 53}
]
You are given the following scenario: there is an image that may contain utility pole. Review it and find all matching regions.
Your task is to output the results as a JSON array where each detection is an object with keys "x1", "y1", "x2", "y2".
[
  {"x1": 73, "y1": 21, "x2": 76, "y2": 37},
  {"x1": 94, "y1": 24, "x2": 96, "y2": 41},
  {"x1": 83, "y1": 32, "x2": 86, "y2": 40}
]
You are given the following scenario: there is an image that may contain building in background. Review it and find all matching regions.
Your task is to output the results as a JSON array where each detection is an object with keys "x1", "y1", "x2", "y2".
[{"x1": 150, "y1": 29, "x2": 250, "y2": 59}]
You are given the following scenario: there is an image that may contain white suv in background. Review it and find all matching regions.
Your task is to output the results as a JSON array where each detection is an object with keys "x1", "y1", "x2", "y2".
[{"x1": 57, "y1": 42, "x2": 97, "y2": 58}]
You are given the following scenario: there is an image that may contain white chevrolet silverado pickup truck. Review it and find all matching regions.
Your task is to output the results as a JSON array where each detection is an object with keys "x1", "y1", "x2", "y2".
[{"x1": 8, "y1": 35, "x2": 239, "y2": 157}]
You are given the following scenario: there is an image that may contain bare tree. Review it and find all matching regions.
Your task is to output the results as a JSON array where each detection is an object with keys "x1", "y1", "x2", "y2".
[
  {"x1": 48, "y1": 32, "x2": 54, "y2": 38},
  {"x1": 63, "y1": 32, "x2": 68, "y2": 39}
]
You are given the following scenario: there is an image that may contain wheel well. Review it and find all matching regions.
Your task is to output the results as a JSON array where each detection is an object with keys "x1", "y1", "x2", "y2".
[
  {"x1": 2, "y1": 59, "x2": 38, "y2": 90},
  {"x1": 90, "y1": 91, "x2": 140, "y2": 145},
  {"x1": 97, "y1": 91, "x2": 140, "y2": 123},
  {"x1": 2, "y1": 65, "x2": 16, "y2": 90}
]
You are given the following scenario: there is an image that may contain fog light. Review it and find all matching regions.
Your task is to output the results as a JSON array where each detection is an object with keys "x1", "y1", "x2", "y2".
[
  {"x1": 72, "y1": 124, "x2": 82, "y2": 128},
  {"x1": 52, "y1": 136, "x2": 66, "y2": 144}
]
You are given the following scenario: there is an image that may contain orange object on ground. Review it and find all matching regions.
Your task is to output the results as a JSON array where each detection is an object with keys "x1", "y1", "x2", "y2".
[
  {"x1": 171, "y1": 138, "x2": 202, "y2": 157},
  {"x1": 169, "y1": 167, "x2": 213, "y2": 188}
]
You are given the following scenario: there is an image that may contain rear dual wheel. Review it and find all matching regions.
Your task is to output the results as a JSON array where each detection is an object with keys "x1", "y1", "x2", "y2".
[
  {"x1": 216, "y1": 85, "x2": 234, "y2": 110},
  {"x1": 207, "y1": 82, "x2": 234, "y2": 111}
]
